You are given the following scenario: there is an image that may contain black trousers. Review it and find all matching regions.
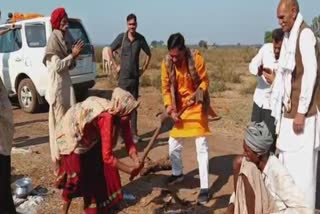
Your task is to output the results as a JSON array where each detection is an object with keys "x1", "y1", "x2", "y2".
[
  {"x1": 118, "y1": 79, "x2": 139, "y2": 135},
  {"x1": 251, "y1": 102, "x2": 276, "y2": 136},
  {"x1": 251, "y1": 102, "x2": 277, "y2": 152},
  {"x1": 0, "y1": 155, "x2": 16, "y2": 214}
]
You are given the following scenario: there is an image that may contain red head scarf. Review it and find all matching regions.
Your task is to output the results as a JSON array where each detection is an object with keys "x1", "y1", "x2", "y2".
[{"x1": 50, "y1": 8, "x2": 67, "y2": 30}]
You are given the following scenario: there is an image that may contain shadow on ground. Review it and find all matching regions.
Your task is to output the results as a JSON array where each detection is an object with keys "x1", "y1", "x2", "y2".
[
  {"x1": 119, "y1": 154, "x2": 236, "y2": 213},
  {"x1": 13, "y1": 136, "x2": 49, "y2": 148}
]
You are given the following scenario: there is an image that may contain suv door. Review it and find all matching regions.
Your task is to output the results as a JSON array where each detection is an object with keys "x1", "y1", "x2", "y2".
[
  {"x1": 67, "y1": 19, "x2": 95, "y2": 76},
  {"x1": 0, "y1": 25, "x2": 23, "y2": 95},
  {"x1": 23, "y1": 22, "x2": 48, "y2": 95}
]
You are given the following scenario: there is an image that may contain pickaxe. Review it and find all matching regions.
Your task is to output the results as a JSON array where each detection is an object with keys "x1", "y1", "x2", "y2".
[{"x1": 140, "y1": 105, "x2": 189, "y2": 162}]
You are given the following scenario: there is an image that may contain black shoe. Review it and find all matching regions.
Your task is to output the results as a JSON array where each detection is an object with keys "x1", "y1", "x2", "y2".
[
  {"x1": 167, "y1": 174, "x2": 184, "y2": 185},
  {"x1": 197, "y1": 189, "x2": 209, "y2": 205}
]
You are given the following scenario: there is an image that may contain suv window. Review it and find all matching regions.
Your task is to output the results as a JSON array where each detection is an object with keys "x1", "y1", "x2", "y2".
[
  {"x1": 68, "y1": 20, "x2": 90, "y2": 43},
  {"x1": 0, "y1": 28, "x2": 22, "y2": 53},
  {"x1": 67, "y1": 20, "x2": 92, "y2": 54},
  {"x1": 25, "y1": 23, "x2": 46, "y2": 48}
]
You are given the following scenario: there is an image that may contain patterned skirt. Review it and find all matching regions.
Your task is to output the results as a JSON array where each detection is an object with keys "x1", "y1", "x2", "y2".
[{"x1": 55, "y1": 142, "x2": 123, "y2": 213}]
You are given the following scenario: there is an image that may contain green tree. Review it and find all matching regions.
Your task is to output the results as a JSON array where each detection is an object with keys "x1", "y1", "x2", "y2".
[
  {"x1": 311, "y1": 15, "x2": 320, "y2": 39},
  {"x1": 198, "y1": 40, "x2": 208, "y2": 49},
  {"x1": 264, "y1": 31, "x2": 273, "y2": 43},
  {"x1": 150, "y1": 40, "x2": 158, "y2": 48}
]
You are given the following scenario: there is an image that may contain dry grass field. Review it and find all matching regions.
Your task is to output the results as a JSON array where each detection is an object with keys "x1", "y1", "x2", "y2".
[{"x1": 94, "y1": 46, "x2": 258, "y2": 94}]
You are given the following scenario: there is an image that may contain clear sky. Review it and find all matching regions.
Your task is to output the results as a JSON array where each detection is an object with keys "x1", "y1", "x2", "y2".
[{"x1": 1, "y1": 1, "x2": 319, "y2": 45}]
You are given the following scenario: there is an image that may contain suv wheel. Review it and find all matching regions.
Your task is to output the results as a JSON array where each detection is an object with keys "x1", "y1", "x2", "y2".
[{"x1": 18, "y1": 78, "x2": 39, "y2": 113}]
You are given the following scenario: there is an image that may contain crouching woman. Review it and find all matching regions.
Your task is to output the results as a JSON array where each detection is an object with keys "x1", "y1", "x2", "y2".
[{"x1": 55, "y1": 88, "x2": 143, "y2": 214}]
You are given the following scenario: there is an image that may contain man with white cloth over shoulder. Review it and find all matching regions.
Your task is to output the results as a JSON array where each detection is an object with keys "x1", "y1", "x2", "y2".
[{"x1": 271, "y1": 0, "x2": 320, "y2": 210}]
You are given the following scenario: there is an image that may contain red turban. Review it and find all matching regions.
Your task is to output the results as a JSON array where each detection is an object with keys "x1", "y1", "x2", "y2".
[{"x1": 50, "y1": 8, "x2": 67, "y2": 30}]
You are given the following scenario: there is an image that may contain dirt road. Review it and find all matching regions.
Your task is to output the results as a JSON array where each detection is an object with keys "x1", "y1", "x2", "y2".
[{"x1": 10, "y1": 77, "x2": 319, "y2": 213}]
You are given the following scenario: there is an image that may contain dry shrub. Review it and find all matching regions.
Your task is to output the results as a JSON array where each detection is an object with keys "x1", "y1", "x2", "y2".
[
  {"x1": 203, "y1": 47, "x2": 256, "y2": 87},
  {"x1": 209, "y1": 80, "x2": 227, "y2": 93},
  {"x1": 95, "y1": 62, "x2": 118, "y2": 86},
  {"x1": 207, "y1": 61, "x2": 240, "y2": 92},
  {"x1": 140, "y1": 75, "x2": 152, "y2": 87},
  {"x1": 240, "y1": 77, "x2": 257, "y2": 95},
  {"x1": 148, "y1": 48, "x2": 167, "y2": 70},
  {"x1": 141, "y1": 73, "x2": 162, "y2": 91},
  {"x1": 94, "y1": 47, "x2": 259, "y2": 93},
  {"x1": 202, "y1": 47, "x2": 256, "y2": 65},
  {"x1": 217, "y1": 61, "x2": 241, "y2": 83},
  {"x1": 151, "y1": 73, "x2": 162, "y2": 91},
  {"x1": 242, "y1": 47, "x2": 257, "y2": 63},
  {"x1": 94, "y1": 46, "x2": 103, "y2": 63}
]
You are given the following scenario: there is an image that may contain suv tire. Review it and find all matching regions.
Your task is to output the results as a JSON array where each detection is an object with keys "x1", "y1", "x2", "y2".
[{"x1": 18, "y1": 78, "x2": 39, "y2": 113}]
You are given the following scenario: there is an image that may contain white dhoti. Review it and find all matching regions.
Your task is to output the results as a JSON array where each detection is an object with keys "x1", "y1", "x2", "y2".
[{"x1": 277, "y1": 113, "x2": 319, "y2": 210}]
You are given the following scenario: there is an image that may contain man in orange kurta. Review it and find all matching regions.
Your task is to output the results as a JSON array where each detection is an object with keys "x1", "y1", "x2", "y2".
[{"x1": 161, "y1": 33, "x2": 211, "y2": 204}]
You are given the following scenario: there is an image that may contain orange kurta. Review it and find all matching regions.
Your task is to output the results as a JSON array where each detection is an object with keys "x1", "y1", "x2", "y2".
[{"x1": 161, "y1": 50, "x2": 211, "y2": 138}]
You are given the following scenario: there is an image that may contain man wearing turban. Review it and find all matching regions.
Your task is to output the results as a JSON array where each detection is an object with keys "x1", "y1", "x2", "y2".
[
  {"x1": 226, "y1": 122, "x2": 311, "y2": 214},
  {"x1": 43, "y1": 8, "x2": 84, "y2": 170}
]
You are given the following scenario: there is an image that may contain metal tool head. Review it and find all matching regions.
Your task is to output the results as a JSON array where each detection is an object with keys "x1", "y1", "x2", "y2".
[{"x1": 157, "y1": 111, "x2": 175, "y2": 133}]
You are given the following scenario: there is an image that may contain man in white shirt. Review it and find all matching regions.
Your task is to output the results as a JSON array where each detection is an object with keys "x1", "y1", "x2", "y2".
[
  {"x1": 249, "y1": 28, "x2": 284, "y2": 143},
  {"x1": 226, "y1": 122, "x2": 311, "y2": 214},
  {"x1": 271, "y1": 0, "x2": 320, "y2": 210}
]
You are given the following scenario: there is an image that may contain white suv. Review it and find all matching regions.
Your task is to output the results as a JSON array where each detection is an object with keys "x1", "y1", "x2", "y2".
[{"x1": 0, "y1": 16, "x2": 96, "y2": 113}]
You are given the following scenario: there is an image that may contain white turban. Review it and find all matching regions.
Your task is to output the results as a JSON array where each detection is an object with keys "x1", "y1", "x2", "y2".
[{"x1": 244, "y1": 122, "x2": 274, "y2": 155}]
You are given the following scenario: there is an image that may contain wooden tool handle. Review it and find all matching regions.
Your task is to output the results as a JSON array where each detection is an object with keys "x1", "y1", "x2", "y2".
[
  {"x1": 141, "y1": 127, "x2": 161, "y2": 162},
  {"x1": 141, "y1": 105, "x2": 189, "y2": 162}
]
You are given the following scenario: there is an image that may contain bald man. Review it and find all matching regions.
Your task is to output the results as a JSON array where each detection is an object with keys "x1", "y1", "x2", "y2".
[{"x1": 271, "y1": 0, "x2": 320, "y2": 210}]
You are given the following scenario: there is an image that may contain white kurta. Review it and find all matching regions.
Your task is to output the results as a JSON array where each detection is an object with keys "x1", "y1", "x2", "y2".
[
  {"x1": 249, "y1": 43, "x2": 279, "y2": 110},
  {"x1": 276, "y1": 27, "x2": 319, "y2": 210},
  {"x1": 46, "y1": 54, "x2": 76, "y2": 162},
  {"x1": 278, "y1": 114, "x2": 319, "y2": 210}
]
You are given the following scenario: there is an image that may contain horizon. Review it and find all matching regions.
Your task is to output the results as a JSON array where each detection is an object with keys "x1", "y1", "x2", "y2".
[{"x1": 1, "y1": 1, "x2": 319, "y2": 45}]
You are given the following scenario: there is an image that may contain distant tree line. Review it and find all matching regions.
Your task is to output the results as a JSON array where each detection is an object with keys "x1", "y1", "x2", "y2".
[{"x1": 150, "y1": 40, "x2": 165, "y2": 48}]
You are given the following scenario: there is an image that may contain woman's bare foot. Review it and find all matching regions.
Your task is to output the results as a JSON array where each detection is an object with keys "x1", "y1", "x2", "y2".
[
  {"x1": 61, "y1": 201, "x2": 71, "y2": 214},
  {"x1": 54, "y1": 160, "x2": 61, "y2": 176}
]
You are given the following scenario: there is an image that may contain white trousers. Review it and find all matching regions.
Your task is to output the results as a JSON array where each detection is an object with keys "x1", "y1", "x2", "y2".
[
  {"x1": 277, "y1": 116, "x2": 318, "y2": 210},
  {"x1": 168, "y1": 136, "x2": 209, "y2": 189}
]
